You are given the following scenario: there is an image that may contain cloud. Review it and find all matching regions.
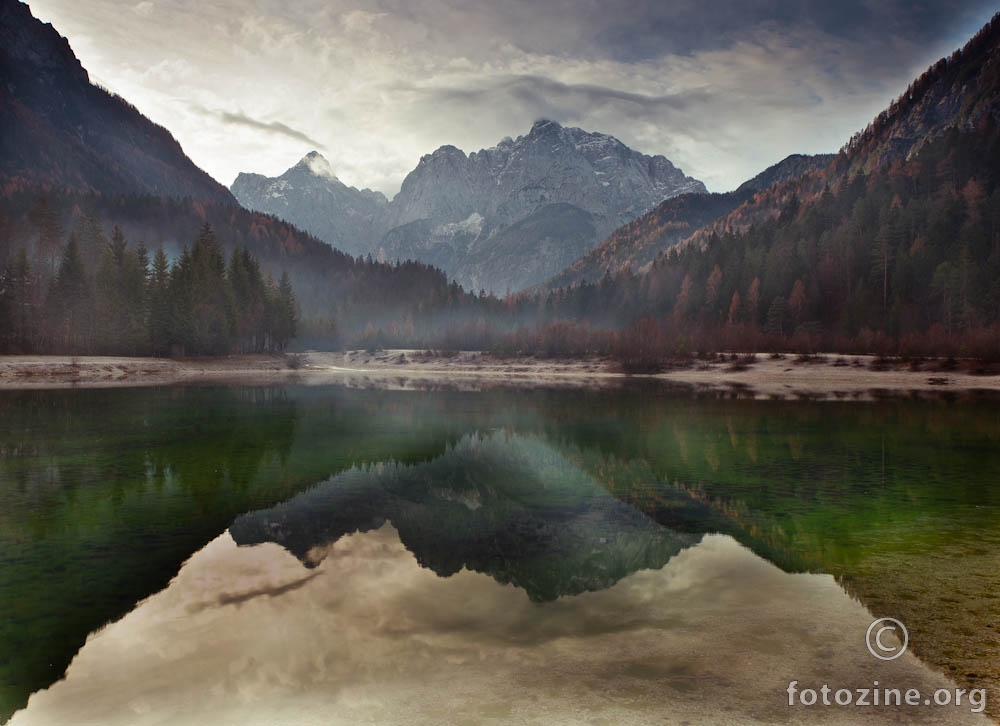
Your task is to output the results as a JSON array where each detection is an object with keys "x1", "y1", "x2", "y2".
[
  {"x1": 184, "y1": 571, "x2": 321, "y2": 613},
  {"x1": 12, "y1": 528, "x2": 968, "y2": 725},
  {"x1": 402, "y1": 75, "x2": 711, "y2": 115},
  {"x1": 24, "y1": 0, "x2": 1000, "y2": 194},
  {"x1": 193, "y1": 106, "x2": 327, "y2": 150}
]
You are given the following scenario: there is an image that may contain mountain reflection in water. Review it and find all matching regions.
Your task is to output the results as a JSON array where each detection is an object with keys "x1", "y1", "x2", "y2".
[
  {"x1": 12, "y1": 527, "x2": 982, "y2": 725},
  {"x1": 11, "y1": 429, "x2": 989, "y2": 725},
  {"x1": 3, "y1": 384, "x2": 999, "y2": 723},
  {"x1": 231, "y1": 432, "x2": 699, "y2": 602}
]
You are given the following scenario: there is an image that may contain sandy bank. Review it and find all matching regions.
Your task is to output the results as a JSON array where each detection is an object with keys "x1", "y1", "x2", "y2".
[{"x1": 0, "y1": 350, "x2": 998, "y2": 397}]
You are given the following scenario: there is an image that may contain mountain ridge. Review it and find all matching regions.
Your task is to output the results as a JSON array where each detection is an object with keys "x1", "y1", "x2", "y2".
[
  {"x1": 231, "y1": 151, "x2": 388, "y2": 257},
  {"x1": 231, "y1": 119, "x2": 705, "y2": 292},
  {"x1": 539, "y1": 152, "x2": 836, "y2": 291},
  {"x1": 512, "y1": 12, "x2": 1000, "y2": 364},
  {"x1": 680, "y1": 13, "x2": 1000, "y2": 252}
]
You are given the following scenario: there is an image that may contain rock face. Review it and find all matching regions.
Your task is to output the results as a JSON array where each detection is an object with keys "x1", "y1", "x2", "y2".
[
  {"x1": 231, "y1": 152, "x2": 387, "y2": 258},
  {"x1": 734, "y1": 153, "x2": 835, "y2": 194},
  {"x1": 842, "y1": 15, "x2": 1000, "y2": 174},
  {"x1": 231, "y1": 120, "x2": 705, "y2": 292},
  {"x1": 0, "y1": 0, "x2": 235, "y2": 205}
]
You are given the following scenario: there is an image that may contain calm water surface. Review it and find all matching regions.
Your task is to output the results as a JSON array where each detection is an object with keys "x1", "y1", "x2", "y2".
[{"x1": 1, "y1": 383, "x2": 998, "y2": 724}]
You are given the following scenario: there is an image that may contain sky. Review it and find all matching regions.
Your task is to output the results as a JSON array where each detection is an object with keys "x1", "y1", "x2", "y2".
[{"x1": 25, "y1": 0, "x2": 999, "y2": 197}]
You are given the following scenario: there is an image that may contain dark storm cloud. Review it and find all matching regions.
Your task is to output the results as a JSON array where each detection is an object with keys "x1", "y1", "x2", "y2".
[
  {"x1": 352, "y1": 0, "x2": 995, "y2": 64},
  {"x1": 422, "y1": 0, "x2": 994, "y2": 63}
]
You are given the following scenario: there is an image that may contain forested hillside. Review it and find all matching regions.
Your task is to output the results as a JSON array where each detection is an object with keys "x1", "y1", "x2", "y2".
[
  {"x1": 1, "y1": 220, "x2": 296, "y2": 356},
  {"x1": 499, "y1": 13, "x2": 1000, "y2": 363},
  {"x1": 0, "y1": 189, "x2": 494, "y2": 354},
  {"x1": 543, "y1": 154, "x2": 835, "y2": 292},
  {"x1": 0, "y1": 0, "x2": 493, "y2": 355}
]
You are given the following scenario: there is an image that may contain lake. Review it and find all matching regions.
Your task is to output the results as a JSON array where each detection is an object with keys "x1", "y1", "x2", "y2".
[{"x1": 1, "y1": 383, "x2": 998, "y2": 724}]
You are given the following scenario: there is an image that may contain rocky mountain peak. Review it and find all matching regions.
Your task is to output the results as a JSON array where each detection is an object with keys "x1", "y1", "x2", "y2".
[
  {"x1": 232, "y1": 150, "x2": 387, "y2": 257},
  {"x1": 418, "y1": 144, "x2": 469, "y2": 166},
  {"x1": 528, "y1": 118, "x2": 561, "y2": 135},
  {"x1": 233, "y1": 120, "x2": 706, "y2": 293},
  {"x1": 0, "y1": 0, "x2": 88, "y2": 85},
  {"x1": 294, "y1": 151, "x2": 339, "y2": 180}
]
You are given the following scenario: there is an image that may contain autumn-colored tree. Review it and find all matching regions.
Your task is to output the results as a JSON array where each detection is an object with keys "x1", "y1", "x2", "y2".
[
  {"x1": 673, "y1": 273, "x2": 693, "y2": 322},
  {"x1": 705, "y1": 264, "x2": 723, "y2": 310},
  {"x1": 746, "y1": 277, "x2": 761, "y2": 326},
  {"x1": 788, "y1": 279, "x2": 807, "y2": 328},
  {"x1": 727, "y1": 290, "x2": 742, "y2": 326}
]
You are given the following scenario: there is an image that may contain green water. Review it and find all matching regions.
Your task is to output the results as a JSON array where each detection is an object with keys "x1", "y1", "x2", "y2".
[{"x1": 1, "y1": 384, "x2": 998, "y2": 723}]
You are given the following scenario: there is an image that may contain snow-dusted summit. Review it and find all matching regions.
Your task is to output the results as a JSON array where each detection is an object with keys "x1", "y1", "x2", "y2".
[
  {"x1": 231, "y1": 152, "x2": 387, "y2": 257},
  {"x1": 231, "y1": 121, "x2": 705, "y2": 292}
]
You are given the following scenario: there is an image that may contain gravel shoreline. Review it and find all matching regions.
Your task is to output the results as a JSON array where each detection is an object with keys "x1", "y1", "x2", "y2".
[{"x1": 1, "y1": 351, "x2": 998, "y2": 397}]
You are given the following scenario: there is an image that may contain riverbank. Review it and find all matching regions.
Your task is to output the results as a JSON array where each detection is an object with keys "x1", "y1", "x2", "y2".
[{"x1": 1, "y1": 350, "x2": 999, "y2": 397}]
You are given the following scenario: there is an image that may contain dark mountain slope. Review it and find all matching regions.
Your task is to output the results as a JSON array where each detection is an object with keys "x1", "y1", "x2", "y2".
[
  {"x1": 685, "y1": 13, "x2": 1000, "y2": 250},
  {"x1": 0, "y1": 0, "x2": 235, "y2": 205},
  {"x1": 542, "y1": 153, "x2": 835, "y2": 291}
]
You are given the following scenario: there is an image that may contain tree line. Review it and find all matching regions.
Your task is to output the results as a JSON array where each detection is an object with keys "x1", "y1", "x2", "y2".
[
  {"x1": 0, "y1": 214, "x2": 297, "y2": 356},
  {"x1": 4, "y1": 116, "x2": 999, "y2": 364},
  {"x1": 470, "y1": 119, "x2": 1000, "y2": 365}
]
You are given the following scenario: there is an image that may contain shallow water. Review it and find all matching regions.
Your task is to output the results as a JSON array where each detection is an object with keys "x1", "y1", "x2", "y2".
[{"x1": 1, "y1": 384, "x2": 998, "y2": 723}]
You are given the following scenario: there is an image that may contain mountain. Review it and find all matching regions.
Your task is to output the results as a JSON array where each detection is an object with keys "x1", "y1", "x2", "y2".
[
  {"x1": 843, "y1": 20, "x2": 1000, "y2": 175},
  {"x1": 0, "y1": 0, "x2": 485, "y2": 354},
  {"x1": 232, "y1": 120, "x2": 705, "y2": 292},
  {"x1": 0, "y1": 0, "x2": 234, "y2": 205},
  {"x1": 541, "y1": 153, "x2": 835, "y2": 291},
  {"x1": 684, "y1": 14, "x2": 1000, "y2": 251},
  {"x1": 231, "y1": 431, "x2": 699, "y2": 602},
  {"x1": 545, "y1": 15, "x2": 1000, "y2": 299},
  {"x1": 231, "y1": 152, "x2": 387, "y2": 257},
  {"x1": 386, "y1": 120, "x2": 705, "y2": 236},
  {"x1": 518, "y1": 12, "x2": 1000, "y2": 358},
  {"x1": 733, "y1": 153, "x2": 837, "y2": 194}
]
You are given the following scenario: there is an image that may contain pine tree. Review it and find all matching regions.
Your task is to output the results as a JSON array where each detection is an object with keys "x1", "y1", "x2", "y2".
[
  {"x1": 75, "y1": 209, "x2": 107, "y2": 272},
  {"x1": 28, "y1": 197, "x2": 63, "y2": 277},
  {"x1": 148, "y1": 247, "x2": 172, "y2": 356},
  {"x1": 109, "y1": 225, "x2": 127, "y2": 265},
  {"x1": 228, "y1": 248, "x2": 266, "y2": 352},
  {"x1": 184, "y1": 224, "x2": 234, "y2": 355},
  {"x1": 274, "y1": 270, "x2": 298, "y2": 351},
  {"x1": 9, "y1": 249, "x2": 36, "y2": 351},
  {"x1": 169, "y1": 246, "x2": 195, "y2": 356},
  {"x1": 47, "y1": 234, "x2": 91, "y2": 352}
]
